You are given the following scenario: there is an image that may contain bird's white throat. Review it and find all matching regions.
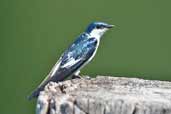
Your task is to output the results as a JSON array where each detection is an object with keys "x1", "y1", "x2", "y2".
[{"x1": 89, "y1": 28, "x2": 108, "y2": 40}]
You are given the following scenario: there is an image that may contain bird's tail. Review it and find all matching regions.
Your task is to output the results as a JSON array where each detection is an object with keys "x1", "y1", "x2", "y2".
[
  {"x1": 27, "y1": 69, "x2": 70, "y2": 100},
  {"x1": 27, "y1": 73, "x2": 54, "y2": 100},
  {"x1": 27, "y1": 87, "x2": 43, "y2": 100}
]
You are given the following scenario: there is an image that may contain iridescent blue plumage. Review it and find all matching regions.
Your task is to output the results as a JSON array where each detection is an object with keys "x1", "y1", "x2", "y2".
[
  {"x1": 28, "y1": 22, "x2": 113, "y2": 100},
  {"x1": 61, "y1": 34, "x2": 97, "y2": 67}
]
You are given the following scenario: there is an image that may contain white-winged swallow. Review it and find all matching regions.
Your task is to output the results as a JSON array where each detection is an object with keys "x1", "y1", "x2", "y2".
[{"x1": 28, "y1": 21, "x2": 113, "y2": 100}]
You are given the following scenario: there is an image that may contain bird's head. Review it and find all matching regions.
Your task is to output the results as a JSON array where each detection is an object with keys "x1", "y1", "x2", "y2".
[{"x1": 85, "y1": 22, "x2": 114, "y2": 39}]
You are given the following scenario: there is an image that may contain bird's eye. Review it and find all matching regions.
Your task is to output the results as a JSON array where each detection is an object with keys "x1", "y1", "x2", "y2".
[{"x1": 96, "y1": 26, "x2": 102, "y2": 29}]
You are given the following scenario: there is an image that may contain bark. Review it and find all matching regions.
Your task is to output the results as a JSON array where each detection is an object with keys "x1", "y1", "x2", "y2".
[{"x1": 36, "y1": 76, "x2": 171, "y2": 114}]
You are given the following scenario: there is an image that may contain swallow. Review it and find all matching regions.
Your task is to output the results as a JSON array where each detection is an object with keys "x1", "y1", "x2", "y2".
[{"x1": 28, "y1": 22, "x2": 113, "y2": 100}]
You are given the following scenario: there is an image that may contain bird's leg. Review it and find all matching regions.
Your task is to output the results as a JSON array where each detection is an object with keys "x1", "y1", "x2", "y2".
[
  {"x1": 72, "y1": 70, "x2": 81, "y2": 79},
  {"x1": 72, "y1": 71, "x2": 91, "y2": 80}
]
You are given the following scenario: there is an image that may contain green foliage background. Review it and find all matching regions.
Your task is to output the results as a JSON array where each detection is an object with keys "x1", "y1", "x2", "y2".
[{"x1": 0, "y1": 0, "x2": 170, "y2": 113}]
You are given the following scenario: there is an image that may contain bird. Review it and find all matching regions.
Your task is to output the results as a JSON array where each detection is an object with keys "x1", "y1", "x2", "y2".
[{"x1": 28, "y1": 21, "x2": 113, "y2": 100}]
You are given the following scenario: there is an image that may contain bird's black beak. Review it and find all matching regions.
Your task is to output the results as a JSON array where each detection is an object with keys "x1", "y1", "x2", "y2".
[{"x1": 106, "y1": 24, "x2": 114, "y2": 29}]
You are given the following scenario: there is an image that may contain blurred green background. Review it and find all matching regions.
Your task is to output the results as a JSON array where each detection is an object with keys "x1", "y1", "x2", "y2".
[{"x1": 0, "y1": 0, "x2": 170, "y2": 113}]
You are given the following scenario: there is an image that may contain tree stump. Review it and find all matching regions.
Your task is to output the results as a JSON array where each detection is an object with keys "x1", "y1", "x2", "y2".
[{"x1": 36, "y1": 76, "x2": 171, "y2": 114}]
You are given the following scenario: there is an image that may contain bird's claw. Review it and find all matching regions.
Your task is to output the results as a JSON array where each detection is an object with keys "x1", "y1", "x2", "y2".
[
  {"x1": 71, "y1": 75, "x2": 82, "y2": 79},
  {"x1": 71, "y1": 75, "x2": 91, "y2": 80}
]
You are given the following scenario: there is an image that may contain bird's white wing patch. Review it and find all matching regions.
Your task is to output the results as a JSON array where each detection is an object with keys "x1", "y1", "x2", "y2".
[
  {"x1": 50, "y1": 59, "x2": 62, "y2": 76},
  {"x1": 60, "y1": 58, "x2": 82, "y2": 68}
]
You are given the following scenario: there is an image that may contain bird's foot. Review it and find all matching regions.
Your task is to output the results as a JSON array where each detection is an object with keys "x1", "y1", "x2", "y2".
[
  {"x1": 71, "y1": 75, "x2": 91, "y2": 80},
  {"x1": 71, "y1": 74, "x2": 82, "y2": 79}
]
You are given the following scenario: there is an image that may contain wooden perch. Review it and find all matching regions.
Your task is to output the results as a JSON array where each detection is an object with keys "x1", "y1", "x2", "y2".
[{"x1": 36, "y1": 76, "x2": 171, "y2": 114}]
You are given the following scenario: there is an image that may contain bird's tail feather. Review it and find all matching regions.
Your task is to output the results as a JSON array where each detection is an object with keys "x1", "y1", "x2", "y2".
[
  {"x1": 27, "y1": 70, "x2": 70, "y2": 100},
  {"x1": 27, "y1": 87, "x2": 43, "y2": 100},
  {"x1": 27, "y1": 74, "x2": 53, "y2": 100}
]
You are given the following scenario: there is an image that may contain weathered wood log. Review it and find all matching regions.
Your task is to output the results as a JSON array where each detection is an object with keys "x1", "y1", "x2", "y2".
[{"x1": 36, "y1": 76, "x2": 171, "y2": 114}]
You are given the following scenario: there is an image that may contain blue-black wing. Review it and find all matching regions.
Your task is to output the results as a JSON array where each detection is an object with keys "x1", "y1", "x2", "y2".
[{"x1": 60, "y1": 37, "x2": 97, "y2": 71}]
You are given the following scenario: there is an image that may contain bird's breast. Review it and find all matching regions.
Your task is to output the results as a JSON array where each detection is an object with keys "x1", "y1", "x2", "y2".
[{"x1": 88, "y1": 39, "x2": 100, "y2": 62}]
